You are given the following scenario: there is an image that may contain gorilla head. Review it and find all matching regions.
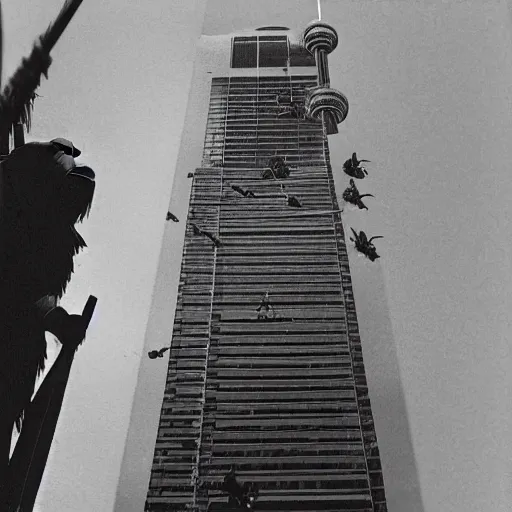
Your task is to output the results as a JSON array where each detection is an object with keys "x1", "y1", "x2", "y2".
[{"x1": 1, "y1": 139, "x2": 95, "y2": 301}]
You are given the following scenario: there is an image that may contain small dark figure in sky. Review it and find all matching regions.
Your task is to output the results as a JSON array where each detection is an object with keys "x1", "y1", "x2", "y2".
[
  {"x1": 221, "y1": 466, "x2": 259, "y2": 510},
  {"x1": 187, "y1": 172, "x2": 194, "y2": 178},
  {"x1": 342, "y1": 179, "x2": 374, "y2": 210},
  {"x1": 148, "y1": 347, "x2": 170, "y2": 359},
  {"x1": 0, "y1": 138, "x2": 95, "y2": 483},
  {"x1": 166, "y1": 212, "x2": 179, "y2": 222},
  {"x1": 232, "y1": 185, "x2": 256, "y2": 198},
  {"x1": 190, "y1": 222, "x2": 222, "y2": 248},
  {"x1": 343, "y1": 152, "x2": 370, "y2": 179},
  {"x1": 350, "y1": 228, "x2": 383, "y2": 261}
]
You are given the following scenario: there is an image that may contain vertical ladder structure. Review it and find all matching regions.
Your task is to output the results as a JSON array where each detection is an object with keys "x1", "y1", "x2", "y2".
[{"x1": 145, "y1": 23, "x2": 387, "y2": 512}]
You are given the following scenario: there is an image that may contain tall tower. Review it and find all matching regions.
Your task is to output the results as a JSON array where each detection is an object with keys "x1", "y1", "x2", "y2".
[{"x1": 144, "y1": 21, "x2": 388, "y2": 512}]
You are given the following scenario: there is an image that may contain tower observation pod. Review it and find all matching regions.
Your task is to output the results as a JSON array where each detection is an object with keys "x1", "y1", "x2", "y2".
[{"x1": 303, "y1": 20, "x2": 349, "y2": 135}]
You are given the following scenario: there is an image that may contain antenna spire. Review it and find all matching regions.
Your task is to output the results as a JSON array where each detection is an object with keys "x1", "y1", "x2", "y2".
[{"x1": 317, "y1": 0, "x2": 322, "y2": 20}]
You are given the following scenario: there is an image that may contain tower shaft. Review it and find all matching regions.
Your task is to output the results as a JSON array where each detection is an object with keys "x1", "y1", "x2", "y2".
[{"x1": 144, "y1": 27, "x2": 387, "y2": 512}]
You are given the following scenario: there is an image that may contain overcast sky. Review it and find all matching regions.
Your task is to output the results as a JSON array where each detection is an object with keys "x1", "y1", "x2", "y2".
[
  {"x1": 5, "y1": 1, "x2": 512, "y2": 512},
  {"x1": 4, "y1": 0, "x2": 208, "y2": 510}
]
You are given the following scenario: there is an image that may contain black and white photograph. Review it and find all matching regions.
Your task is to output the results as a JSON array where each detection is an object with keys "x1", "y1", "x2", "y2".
[{"x1": 1, "y1": 1, "x2": 511, "y2": 511}]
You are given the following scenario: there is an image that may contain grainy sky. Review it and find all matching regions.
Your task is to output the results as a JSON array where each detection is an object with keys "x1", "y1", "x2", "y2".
[{"x1": 5, "y1": 1, "x2": 512, "y2": 512}]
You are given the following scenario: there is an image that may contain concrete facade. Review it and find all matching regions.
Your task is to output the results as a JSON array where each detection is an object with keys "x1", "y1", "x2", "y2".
[{"x1": 144, "y1": 28, "x2": 388, "y2": 512}]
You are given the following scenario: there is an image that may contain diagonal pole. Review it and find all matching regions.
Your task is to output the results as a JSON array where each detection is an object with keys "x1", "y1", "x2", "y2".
[
  {"x1": 40, "y1": 0, "x2": 84, "y2": 53},
  {"x1": 0, "y1": 0, "x2": 85, "y2": 150},
  {"x1": 0, "y1": 1, "x2": 3, "y2": 92},
  {"x1": 4, "y1": 296, "x2": 97, "y2": 512},
  {"x1": 317, "y1": 0, "x2": 322, "y2": 20}
]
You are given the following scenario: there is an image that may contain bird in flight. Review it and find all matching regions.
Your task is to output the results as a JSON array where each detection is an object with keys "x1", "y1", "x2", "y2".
[
  {"x1": 343, "y1": 152, "x2": 370, "y2": 179},
  {"x1": 342, "y1": 179, "x2": 374, "y2": 210},
  {"x1": 350, "y1": 228, "x2": 383, "y2": 261}
]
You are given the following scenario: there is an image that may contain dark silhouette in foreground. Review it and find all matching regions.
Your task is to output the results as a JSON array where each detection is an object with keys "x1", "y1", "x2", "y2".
[{"x1": 0, "y1": 138, "x2": 96, "y2": 509}]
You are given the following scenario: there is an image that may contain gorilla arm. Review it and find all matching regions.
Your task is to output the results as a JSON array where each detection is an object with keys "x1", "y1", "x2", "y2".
[{"x1": 35, "y1": 296, "x2": 87, "y2": 349}]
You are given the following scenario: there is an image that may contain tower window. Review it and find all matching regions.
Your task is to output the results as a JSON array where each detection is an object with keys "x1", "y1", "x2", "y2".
[
  {"x1": 231, "y1": 35, "x2": 316, "y2": 69},
  {"x1": 231, "y1": 37, "x2": 257, "y2": 68},
  {"x1": 289, "y1": 43, "x2": 316, "y2": 67},
  {"x1": 258, "y1": 35, "x2": 288, "y2": 68}
]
